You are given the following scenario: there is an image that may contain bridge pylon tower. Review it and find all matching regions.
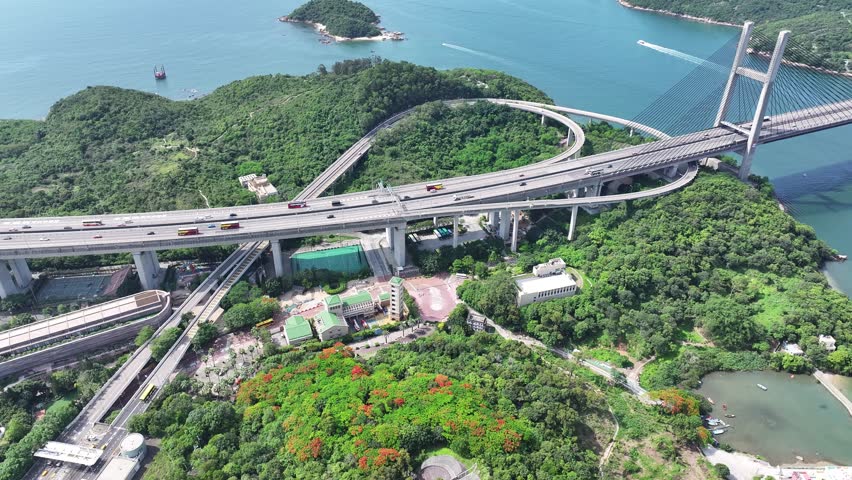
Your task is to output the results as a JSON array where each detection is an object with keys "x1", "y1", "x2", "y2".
[{"x1": 715, "y1": 21, "x2": 789, "y2": 180}]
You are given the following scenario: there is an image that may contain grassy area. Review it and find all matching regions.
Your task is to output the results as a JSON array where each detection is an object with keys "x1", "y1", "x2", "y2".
[
  {"x1": 587, "y1": 347, "x2": 633, "y2": 368},
  {"x1": 45, "y1": 392, "x2": 77, "y2": 415}
]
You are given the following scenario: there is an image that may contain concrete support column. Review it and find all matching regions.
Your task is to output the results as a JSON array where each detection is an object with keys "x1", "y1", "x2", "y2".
[
  {"x1": 271, "y1": 240, "x2": 285, "y2": 277},
  {"x1": 488, "y1": 211, "x2": 499, "y2": 232},
  {"x1": 13, "y1": 259, "x2": 32, "y2": 289},
  {"x1": 385, "y1": 227, "x2": 394, "y2": 252},
  {"x1": 541, "y1": 114, "x2": 546, "y2": 126},
  {"x1": 433, "y1": 217, "x2": 438, "y2": 226},
  {"x1": 133, "y1": 251, "x2": 160, "y2": 291},
  {"x1": 568, "y1": 206, "x2": 579, "y2": 241},
  {"x1": 511, "y1": 210, "x2": 520, "y2": 253},
  {"x1": 499, "y1": 209, "x2": 511, "y2": 240},
  {"x1": 664, "y1": 165, "x2": 678, "y2": 178},
  {"x1": 452, "y1": 216, "x2": 459, "y2": 249},
  {"x1": 392, "y1": 224, "x2": 406, "y2": 268},
  {"x1": 0, "y1": 261, "x2": 22, "y2": 298}
]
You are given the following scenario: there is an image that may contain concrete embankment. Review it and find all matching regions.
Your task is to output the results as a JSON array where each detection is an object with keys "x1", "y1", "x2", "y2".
[{"x1": 814, "y1": 369, "x2": 852, "y2": 418}]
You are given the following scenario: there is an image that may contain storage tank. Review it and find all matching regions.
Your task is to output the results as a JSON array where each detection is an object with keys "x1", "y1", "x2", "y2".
[{"x1": 120, "y1": 433, "x2": 146, "y2": 459}]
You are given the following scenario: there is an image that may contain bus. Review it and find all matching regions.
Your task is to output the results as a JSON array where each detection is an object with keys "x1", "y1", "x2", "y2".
[
  {"x1": 220, "y1": 221, "x2": 240, "y2": 230},
  {"x1": 255, "y1": 318, "x2": 274, "y2": 328},
  {"x1": 177, "y1": 227, "x2": 200, "y2": 236},
  {"x1": 288, "y1": 201, "x2": 308, "y2": 209},
  {"x1": 426, "y1": 183, "x2": 444, "y2": 192},
  {"x1": 139, "y1": 383, "x2": 157, "y2": 402},
  {"x1": 82, "y1": 220, "x2": 103, "y2": 227}
]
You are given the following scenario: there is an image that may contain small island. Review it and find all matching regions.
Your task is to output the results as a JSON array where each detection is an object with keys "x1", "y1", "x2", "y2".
[{"x1": 280, "y1": 0, "x2": 403, "y2": 43}]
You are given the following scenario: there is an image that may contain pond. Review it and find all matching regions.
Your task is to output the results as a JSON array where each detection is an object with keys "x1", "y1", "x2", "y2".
[{"x1": 695, "y1": 371, "x2": 852, "y2": 466}]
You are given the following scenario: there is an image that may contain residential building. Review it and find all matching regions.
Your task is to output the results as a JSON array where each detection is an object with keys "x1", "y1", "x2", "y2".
[
  {"x1": 819, "y1": 335, "x2": 837, "y2": 351},
  {"x1": 467, "y1": 312, "x2": 488, "y2": 332},
  {"x1": 238, "y1": 173, "x2": 279, "y2": 202},
  {"x1": 283, "y1": 315, "x2": 313, "y2": 345},
  {"x1": 342, "y1": 291, "x2": 375, "y2": 318},
  {"x1": 515, "y1": 273, "x2": 578, "y2": 307},
  {"x1": 389, "y1": 276, "x2": 404, "y2": 321},
  {"x1": 324, "y1": 295, "x2": 344, "y2": 318},
  {"x1": 783, "y1": 343, "x2": 804, "y2": 356},
  {"x1": 314, "y1": 311, "x2": 348, "y2": 341},
  {"x1": 532, "y1": 258, "x2": 566, "y2": 277}
]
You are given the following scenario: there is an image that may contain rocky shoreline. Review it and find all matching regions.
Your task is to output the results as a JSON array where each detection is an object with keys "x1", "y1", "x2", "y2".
[
  {"x1": 616, "y1": 0, "x2": 739, "y2": 27},
  {"x1": 278, "y1": 16, "x2": 404, "y2": 43}
]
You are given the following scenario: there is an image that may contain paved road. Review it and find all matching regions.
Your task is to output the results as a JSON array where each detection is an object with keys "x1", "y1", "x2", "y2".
[{"x1": 4, "y1": 95, "x2": 848, "y2": 259}]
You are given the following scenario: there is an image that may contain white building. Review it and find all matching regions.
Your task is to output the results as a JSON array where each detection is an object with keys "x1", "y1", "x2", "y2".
[
  {"x1": 783, "y1": 343, "x2": 805, "y2": 356},
  {"x1": 96, "y1": 433, "x2": 146, "y2": 480},
  {"x1": 314, "y1": 311, "x2": 349, "y2": 341},
  {"x1": 532, "y1": 258, "x2": 567, "y2": 277},
  {"x1": 819, "y1": 335, "x2": 837, "y2": 351},
  {"x1": 389, "y1": 276, "x2": 404, "y2": 321},
  {"x1": 238, "y1": 173, "x2": 279, "y2": 201},
  {"x1": 515, "y1": 273, "x2": 578, "y2": 307}
]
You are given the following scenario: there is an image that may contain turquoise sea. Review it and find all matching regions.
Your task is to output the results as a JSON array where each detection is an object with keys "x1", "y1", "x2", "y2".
[{"x1": 1, "y1": 0, "x2": 851, "y2": 293}]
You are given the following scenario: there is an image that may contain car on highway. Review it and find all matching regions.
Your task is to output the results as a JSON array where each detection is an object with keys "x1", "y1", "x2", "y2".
[
  {"x1": 207, "y1": 224, "x2": 216, "y2": 228},
  {"x1": 93, "y1": 234, "x2": 102, "y2": 239},
  {"x1": 147, "y1": 231, "x2": 156, "y2": 235},
  {"x1": 288, "y1": 201, "x2": 308, "y2": 209},
  {"x1": 8, "y1": 228, "x2": 18, "y2": 232},
  {"x1": 63, "y1": 226, "x2": 73, "y2": 230},
  {"x1": 2, "y1": 237, "x2": 11, "y2": 241},
  {"x1": 327, "y1": 214, "x2": 335, "y2": 219},
  {"x1": 22, "y1": 225, "x2": 31, "y2": 229},
  {"x1": 519, "y1": 174, "x2": 525, "y2": 177},
  {"x1": 331, "y1": 200, "x2": 343, "y2": 207},
  {"x1": 453, "y1": 194, "x2": 474, "y2": 201},
  {"x1": 39, "y1": 237, "x2": 49, "y2": 241},
  {"x1": 229, "y1": 213, "x2": 238, "y2": 217},
  {"x1": 519, "y1": 182, "x2": 527, "y2": 186}
]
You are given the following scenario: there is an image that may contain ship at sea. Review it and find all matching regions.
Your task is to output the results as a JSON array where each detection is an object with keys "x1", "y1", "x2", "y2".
[{"x1": 154, "y1": 65, "x2": 167, "y2": 80}]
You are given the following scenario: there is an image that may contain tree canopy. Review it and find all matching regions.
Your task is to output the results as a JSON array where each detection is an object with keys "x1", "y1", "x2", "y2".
[{"x1": 288, "y1": 0, "x2": 381, "y2": 38}]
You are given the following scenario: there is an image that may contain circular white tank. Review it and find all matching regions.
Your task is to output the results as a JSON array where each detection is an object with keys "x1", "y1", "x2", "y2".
[{"x1": 120, "y1": 433, "x2": 146, "y2": 459}]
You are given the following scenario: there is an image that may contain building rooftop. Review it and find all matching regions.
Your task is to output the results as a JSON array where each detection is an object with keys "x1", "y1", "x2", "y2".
[
  {"x1": 324, "y1": 295, "x2": 342, "y2": 307},
  {"x1": 379, "y1": 292, "x2": 391, "y2": 302},
  {"x1": 34, "y1": 441, "x2": 104, "y2": 466},
  {"x1": 284, "y1": 315, "x2": 313, "y2": 341},
  {"x1": 314, "y1": 311, "x2": 346, "y2": 331},
  {"x1": 342, "y1": 291, "x2": 373, "y2": 308},
  {"x1": 514, "y1": 274, "x2": 577, "y2": 295},
  {"x1": 390, "y1": 276, "x2": 403, "y2": 286},
  {"x1": 96, "y1": 456, "x2": 139, "y2": 480}
]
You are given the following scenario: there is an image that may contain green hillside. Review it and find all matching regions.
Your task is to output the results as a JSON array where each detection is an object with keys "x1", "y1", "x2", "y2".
[
  {"x1": 625, "y1": 0, "x2": 852, "y2": 71},
  {"x1": 0, "y1": 60, "x2": 553, "y2": 218}
]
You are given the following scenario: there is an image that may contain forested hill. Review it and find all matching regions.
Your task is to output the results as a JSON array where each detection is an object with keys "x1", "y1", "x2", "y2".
[
  {"x1": 287, "y1": 0, "x2": 381, "y2": 38},
  {"x1": 623, "y1": 0, "x2": 852, "y2": 71},
  {"x1": 0, "y1": 60, "x2": 552, "y2": 218}
]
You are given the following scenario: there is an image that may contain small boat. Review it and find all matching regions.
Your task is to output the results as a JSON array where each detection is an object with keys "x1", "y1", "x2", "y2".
[
  {"x1": 724, "y1": 414, "x2": 736, "y2": 418},
  {"x1": 712, "y1": 429, "x2": 725, "y2": 435},
  {"x1": 154, "y1": 64, "x2": 167, "y2": 80},
  {"x1": 637, "y1": 39, "x2": 648, "y2": 46},
  {"x1": 757, "y1": 384, "x2": 768, "y2": 391},
  {"x1": 707, "y1": 397, "x2": 715, "y2": 404},
  {"x1": 836, "y1": 254, "x2": 848, "y2": 262}
]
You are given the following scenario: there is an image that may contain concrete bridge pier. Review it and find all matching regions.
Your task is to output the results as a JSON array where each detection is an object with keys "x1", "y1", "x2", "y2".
[
  {"x1": 511, "y1": 210, "x2": 520, "y2": 253},
  {"x1": 488, "y1": 211, "x2": 500, "y2": 233},
  {"x1": 271, "y1": 240, "x2": 285, "y2": 277},
  {"x1": 499, "y1": 209, "x2": 511, "y2": 240},
  {"x1": 391, "y1": 223, "x2": 407, "y2": 267},
  {"x1": 452, "y1": 216, "x2": 459, "y2": 249},
  {"x1": 0, "y1": 259, "x2": 32, "y2": 298},
  {"x1": 663, "y1": 165, "x2": 678, "y2": 179},
  {"x1": 541, "y1": 114, "x2": 546, "y2": 126},
  {"x1": 568, "y1": 206, "x2": 579, "y2": 241},
  {"x1": 132, "y1": 251, "x2": 160, "y2": 291},
  {"x1": 385, "y1": 226, "x2": 394, "y2": 251}
]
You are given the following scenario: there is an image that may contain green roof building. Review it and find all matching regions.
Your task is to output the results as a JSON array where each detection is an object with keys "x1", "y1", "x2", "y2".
[
  {"x1": 283, "y1": 315, "x2": 313, "y2": 345},
  {"x1": 341, "y1": 291, "x2": 375, "y2": 318},
  {"x1": 314, "y1": 311, "x2": 348, "y2": 341}
]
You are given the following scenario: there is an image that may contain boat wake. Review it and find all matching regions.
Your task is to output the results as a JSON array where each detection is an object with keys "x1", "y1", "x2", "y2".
[
  {"x1": 637, "y1": 39, "x2": 726, "y2": 72},
  {"x1": 441, "y1": 43, "x2": 512, "y2": 65}
]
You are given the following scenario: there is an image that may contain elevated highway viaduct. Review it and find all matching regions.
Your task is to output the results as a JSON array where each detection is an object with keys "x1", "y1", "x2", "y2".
[{"x1": 2, "y1": 96, "x2": 850, "y2": 294}]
